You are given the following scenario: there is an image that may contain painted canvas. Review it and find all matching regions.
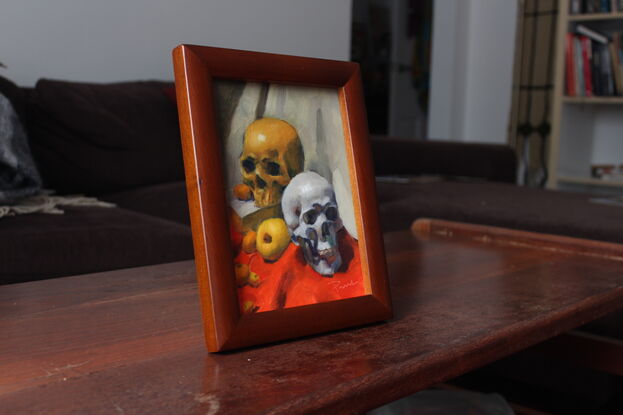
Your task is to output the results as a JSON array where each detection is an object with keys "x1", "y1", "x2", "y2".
[{"x1": 214, "y1": 80, "x2": 367, "y2": 314}]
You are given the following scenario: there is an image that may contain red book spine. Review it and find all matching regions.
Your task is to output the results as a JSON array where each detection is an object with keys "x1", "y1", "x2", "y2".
[
  {"x1": 566, "y1": 33, "x2": 576, "y2": 96},
  {"x1": 581, "y1": 36, "x2": 594, "y2": 96}
]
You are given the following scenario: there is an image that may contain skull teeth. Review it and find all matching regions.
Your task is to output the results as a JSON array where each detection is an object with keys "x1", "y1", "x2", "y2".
[{"x1": 317, "y1": 247, "x2": 338, "y2": 264}]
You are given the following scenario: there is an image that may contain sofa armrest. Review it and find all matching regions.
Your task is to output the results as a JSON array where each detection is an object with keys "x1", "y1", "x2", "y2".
[{"x1": 370, "y1": 135, "x2": 517, "y2": 183}]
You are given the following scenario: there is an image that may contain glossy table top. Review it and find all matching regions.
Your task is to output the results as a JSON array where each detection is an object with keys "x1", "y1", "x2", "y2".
[{"x1": 1, "y1": 221, "x2": 622, "y2": 414}]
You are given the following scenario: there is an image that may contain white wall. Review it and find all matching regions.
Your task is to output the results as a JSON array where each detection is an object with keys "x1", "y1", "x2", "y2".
[
  {"x1": 428, "y1": 0, "x2": 518, "y2": 143},
  {"x1": 0, "y1": 0, "x2": 352, "y2": 86},
  {"x1": 589, "y1": 109, "x2": 623, "y2": 166}
]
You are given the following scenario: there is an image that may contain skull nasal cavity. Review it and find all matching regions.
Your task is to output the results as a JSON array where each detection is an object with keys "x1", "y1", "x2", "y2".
[
  {"x1": 256, "y1": 176, "x2": 267, "y2": 188},
  {"x1": 321, "y1": 221, "x2": 332, "y2": 240}
]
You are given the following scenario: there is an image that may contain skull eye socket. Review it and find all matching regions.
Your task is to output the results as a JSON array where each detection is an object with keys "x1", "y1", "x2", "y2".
[
  {"x1": 265, "y1": 161, "x2": 281, "y2": 176},
  {"x1": 325, "y1": 206, "x2": 337, "y2": 221},
  {"x1": 242, "y1": 158, "x2": 255, "y2": 173},
  {"x1": 303, "y1": 209, "x2": 318, "y2": 225}
]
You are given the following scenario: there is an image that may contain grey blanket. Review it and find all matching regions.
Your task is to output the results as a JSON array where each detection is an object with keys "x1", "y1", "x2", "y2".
[
  {"x1": 0, "y1": 193, "x2": 115, "y2": 218},
  {"x1": 0, "y1": 92, "x2": 42, "y2": 204}
]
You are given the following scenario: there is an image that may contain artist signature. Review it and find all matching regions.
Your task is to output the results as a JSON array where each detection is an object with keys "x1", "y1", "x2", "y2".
[{"x1": 327, "y1": 279, "x2": 358, "y2": 290}]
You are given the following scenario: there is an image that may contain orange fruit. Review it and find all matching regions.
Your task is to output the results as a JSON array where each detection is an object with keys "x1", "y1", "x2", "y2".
[
  {"x1": 247, "y1": 271, "x2": 260, "y2": 288},
  {"x1": 234, "y1": 263, "x2": 249, "y2": 286},
  {"x1": 242, "y1": 231, "x2": 257, "y2": 253},
  {"x1": 233, "y1": 184, "x2": 253, "y2": 201},
  {"x1": 242, "y1": 300, "x2": 257, "y2": 313}
]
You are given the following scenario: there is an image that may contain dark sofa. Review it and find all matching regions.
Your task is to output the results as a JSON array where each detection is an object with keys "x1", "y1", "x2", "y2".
[
  {"x1": 0, "y1": 78, "x2": 194, "y2": 284},
  {"x1": 2, "y1": 76, "x2": 623, "y2": 290}
]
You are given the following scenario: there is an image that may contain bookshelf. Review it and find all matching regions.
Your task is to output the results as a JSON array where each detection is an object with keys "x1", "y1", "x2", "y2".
[
  {"x1": 548, "y1": 0, "x2": 623, "y2": 192},
  {"x1": 563, "y1": 95, "x2": 623, "y2": 103},
  {"x1": 568, "y1": 12, "x2": 623, "y2": 21}
]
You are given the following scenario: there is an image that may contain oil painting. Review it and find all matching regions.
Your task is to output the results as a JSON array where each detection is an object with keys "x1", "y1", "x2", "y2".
[
  {"x1": 214, "y1": 81, "x2": 366, "y2": 313},
  {"x1": 173, "y1": 44, "x2": 391, "y2": 351}
]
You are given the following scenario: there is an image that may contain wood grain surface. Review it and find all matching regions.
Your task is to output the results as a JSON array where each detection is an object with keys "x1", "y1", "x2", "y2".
[{"x1": 1, "y1": 221, "x2": 622, "y2": 414}]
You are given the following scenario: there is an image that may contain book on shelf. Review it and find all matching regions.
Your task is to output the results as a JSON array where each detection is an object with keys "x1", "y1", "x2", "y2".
[
  {"x1": 570, "y1": 0, "x2": 581, "y2": 14},
  {"x1": 566, "y1": 33, "x2": 577, "y2": 96},
  {"x1": 591, "y1": 163, "x2": 623, "y2": 178},
  {"x1": 582, "y1": 36, "x2": 594, "y2": 95},
  {"x1": 565, "y1": 26, "x2": 623, "y2": 97},
  {"x1": 569, "y1": 0, "x2": 620, "y2": 13},
  {"x1": 601, "y1": 40, "x2": 616, "y2": 94},
  {"x1": 610, "y1": 38, "x2": 623, "y2": 91},
  {"x1": 575, "y1": 36, "x2": 586, "y2": 94},
  {"x1": 577, "y1": 24, "x2": 609, "y2": 43}
]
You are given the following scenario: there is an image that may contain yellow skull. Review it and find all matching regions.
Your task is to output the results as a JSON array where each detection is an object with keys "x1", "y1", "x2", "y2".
[{"x1": 240, "y1": 118, "x2": 304, "y2": 207}]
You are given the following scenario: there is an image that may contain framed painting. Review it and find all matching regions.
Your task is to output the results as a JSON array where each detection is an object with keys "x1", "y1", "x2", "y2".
[{"x1": 172, "y1": 44, "x2": 391, "y2": 352}]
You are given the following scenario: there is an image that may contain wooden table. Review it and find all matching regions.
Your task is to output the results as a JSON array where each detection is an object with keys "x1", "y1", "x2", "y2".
[{"x1": 2, "y1": 220, "x2": 623, "y2": 414}]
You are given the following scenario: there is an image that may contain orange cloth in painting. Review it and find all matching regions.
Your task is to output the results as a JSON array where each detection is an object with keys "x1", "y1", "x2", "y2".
[{"x1": 235, "y1": 229, "x2": 364, "y2": 313}]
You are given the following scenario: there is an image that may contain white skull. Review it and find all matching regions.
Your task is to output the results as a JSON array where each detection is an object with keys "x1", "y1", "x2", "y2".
[{"x1": 281, "y1": 172, "x2": 343, "y2": 275}]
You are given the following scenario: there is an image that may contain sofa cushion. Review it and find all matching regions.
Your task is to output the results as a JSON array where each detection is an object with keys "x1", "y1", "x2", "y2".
[
  {"x1": 377, "y1": 180, "x2": 623, "y2": 244},
  {"x1": 0, "y1": 206, "x2": 193, "y2": 284},
  {"x1": 371, "y1": 137, "x2": 517, "y2": 183},
  {"x1": 101, "y1": 181, "x2": 190, "y2": 226},
  {"x1": 25, "y1": 79, "x2": 184, "y2": 195}
]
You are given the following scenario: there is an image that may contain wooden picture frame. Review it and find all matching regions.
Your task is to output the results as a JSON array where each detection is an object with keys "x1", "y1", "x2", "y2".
[{"x1": 172, "y1": 44, "x2": 391, "y2": 352}]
